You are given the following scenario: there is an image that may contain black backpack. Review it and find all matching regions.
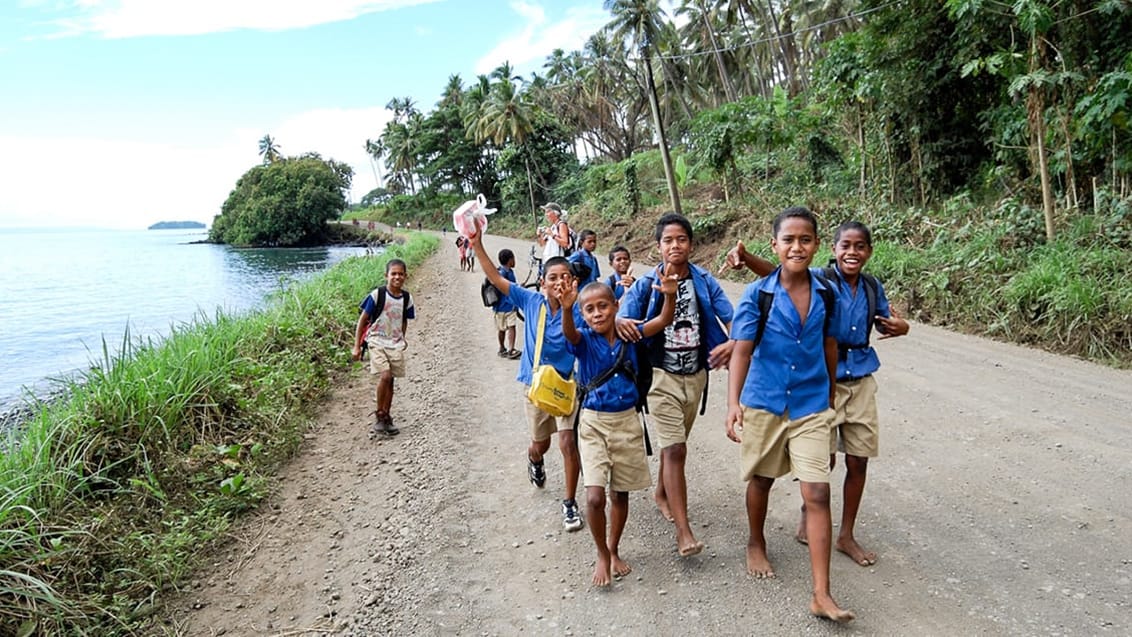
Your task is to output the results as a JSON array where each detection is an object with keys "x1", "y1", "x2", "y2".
[
  {"x1": 814, "y1": 263, "x2": 879, "y2": 358},
  {"x1": 481, "y1": 278, "x2": 501, "y2": 308},
  {"x1": 367, "y1": 286, "x2": 411, "y2": 334},
  {"x1": 572, "y1": 342, "x2": 653, "y2": 456}
]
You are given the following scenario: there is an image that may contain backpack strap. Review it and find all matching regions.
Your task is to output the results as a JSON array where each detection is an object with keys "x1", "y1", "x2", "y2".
[
  {"x1": 751, "y1": 289, "x2": 775, "y2": 350},
  {"x1": 370, "y1": 286, "x2": 388, "y2": 318},
  {"x1": 369, "y1": 286, "x2": 410, "y2": 334}
]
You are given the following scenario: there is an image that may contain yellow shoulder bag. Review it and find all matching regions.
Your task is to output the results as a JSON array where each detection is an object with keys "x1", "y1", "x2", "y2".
[{"x1": 526, "y1": 303, "x2": 576, "y2": 417}]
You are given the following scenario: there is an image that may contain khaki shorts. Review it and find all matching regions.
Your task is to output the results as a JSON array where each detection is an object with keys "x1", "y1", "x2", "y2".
[
  {"x1": 494, "y1": 310, "x2": 519, "y2": 332},
  {"x1": 832, "y1": 375, "x2": 880, "y2": 457},
  {"x1": 578, "y1": 408, "x2": 651, "y2": 492},
  {"x1": 525, "y1": 396, "x2": 578, "y2": 442},
  {"x1": 368, "y1": 345, "x2": 406, "y2": 377},
  {"x1": 739, "y1": 407, "x2": 834, "y2": 483},
  {"x1": 648, "y1": 368, "x2": 707, "y2": 450}
]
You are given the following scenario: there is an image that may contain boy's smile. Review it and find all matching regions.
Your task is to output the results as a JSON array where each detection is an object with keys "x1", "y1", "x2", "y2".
[
  {"x1": 771, "y1": 217, "x2": 819, "y2": 274},
  {"x1": 833, "y1": 229, "x2": 871, "y2": 278},
  {"x1": 386, "y1": 266, "x2": 407, "y2": 293}
]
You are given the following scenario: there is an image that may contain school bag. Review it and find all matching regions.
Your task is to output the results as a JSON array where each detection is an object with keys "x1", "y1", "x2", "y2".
[
  {"x1": 813, "y1": 261, "x2": 879, "y2": 359},
  {"x1": 480, "y1": 277, "x2": 501, "y2": 308},
  {"x1": 555, "y1": 221, "x2": 579, "y2": 257},
  {"x1": 368, "y1": 286, "x2": 411, "y2": 334}
]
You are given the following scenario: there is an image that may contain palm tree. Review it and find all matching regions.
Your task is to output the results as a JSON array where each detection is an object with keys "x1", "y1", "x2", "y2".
[
  {"x1": 258, "y1": 134, "x2": 281, "y2": 164},
  {"x1": 473, "y1": 72, "x2": 540, "y2": 217},
  {"x1": 605, "y1": 0, "x2": 682, "y2": 214}
]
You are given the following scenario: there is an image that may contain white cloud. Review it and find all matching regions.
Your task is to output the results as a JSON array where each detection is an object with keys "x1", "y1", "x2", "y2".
[
  {"x1": 43, "y1": 0, "x2": 442, "y2": 38},
  {"x1": 0, "y1": 106, "x2": 393, "y2": 229},
  {"x1": 474, "y1": 2, "x2": 609, "y2": 76}
]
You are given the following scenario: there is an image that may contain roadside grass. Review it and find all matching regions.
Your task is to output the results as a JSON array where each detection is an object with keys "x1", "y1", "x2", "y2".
[{"x1": 0, "y1": 233, "x2": 438, "y2": 635}]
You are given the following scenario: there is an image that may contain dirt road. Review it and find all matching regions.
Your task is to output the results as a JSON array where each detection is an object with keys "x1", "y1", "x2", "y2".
[{"x1": 171, "y1": 232, "x2": 1132, "y2": 636}]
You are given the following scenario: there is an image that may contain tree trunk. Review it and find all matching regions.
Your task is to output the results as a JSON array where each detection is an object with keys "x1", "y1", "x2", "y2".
[
  {"x1": 525, "y1": 154, "x2": 538, "y2": 227},
  {"x1": 643, "y1": 52, "x2": 682, "y2": 214},
  {"x1": 764, "y1": 0, "x2": 801, "y2": 97},
  {"x1": 697, "y1": 0, "x2": 737, "y2": 104},
  {"x1": 1032, "y1": 90, "x2": 1055, "y2": 242}
]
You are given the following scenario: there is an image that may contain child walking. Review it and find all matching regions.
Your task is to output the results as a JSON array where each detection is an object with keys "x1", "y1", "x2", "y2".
[
  {"x1": 495, "y1": 249, "x2": 522, "y2": 359},
  {"x1": 559, "y1": 272, "x2": 677, "y2": 586},
  {"x1": 725, "y1": 207, "x2": 854, "y2": 623},
  {"x1": 722, "y1": 221, "x2": 910, "y2": 566},
  {"x1": 352, "y1": 258, "x2": 415, "y2": 437},
  {"x1": 469, "y1": 230, "x2": 585, "y2": 532}
]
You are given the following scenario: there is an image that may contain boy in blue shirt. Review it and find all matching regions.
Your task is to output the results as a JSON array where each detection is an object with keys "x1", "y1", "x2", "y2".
[
  {"x1": 559, "y1": 270, "x2": 678, "y2": 586},
  {"x1": 722, "y1": 221, "x2": 910, "y2": 567},
  {"x1": 568, "y1": 229, "x2": 601, "y2": 287},
  {"x1": 725, "y1": 206, "x2": 854, "y2": 623},
  {"x1": 615, "y1": 213, "x2": 734, "y2": 558},
  {"x1": 494, "y1": 249, "x2": 522, "y2": 359},
  {"x1": 470, "y1": 231, "x2": 584, "y2": 532},
  {"x1": 606, "y1": 245, "x2": 635, "y2": 301}
]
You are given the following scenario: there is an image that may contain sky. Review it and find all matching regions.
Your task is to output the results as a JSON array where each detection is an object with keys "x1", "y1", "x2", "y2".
[{"x1": 0, "y1": 0, "x2": 620, "y2": 229}]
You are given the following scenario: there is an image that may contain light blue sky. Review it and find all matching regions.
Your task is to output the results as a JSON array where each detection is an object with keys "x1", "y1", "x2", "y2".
[{"x1": 0, "y1": 0, "x2": 619, "y2": 229}]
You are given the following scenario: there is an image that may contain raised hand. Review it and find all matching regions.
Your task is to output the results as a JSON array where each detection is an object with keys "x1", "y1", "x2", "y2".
[
  {"x1": 718, "y1": 240, "x2": 748, "y2": 275},
  {"x1": 651, "y1": 262, "x2": 679, "y2": 296},
  {"x1": 557, "y1": 277, "x2": 579, "y2": 308}
]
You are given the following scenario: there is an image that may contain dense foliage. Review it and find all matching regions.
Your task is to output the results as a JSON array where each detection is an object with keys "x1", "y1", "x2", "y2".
[{"x1": 209, "y1": 154, "x2": 353, "y2": 247}]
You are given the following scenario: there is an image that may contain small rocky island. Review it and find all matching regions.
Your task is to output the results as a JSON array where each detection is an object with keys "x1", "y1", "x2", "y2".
[{"x1": 148, "y1": 220, "x2": 206, "y2": 230}]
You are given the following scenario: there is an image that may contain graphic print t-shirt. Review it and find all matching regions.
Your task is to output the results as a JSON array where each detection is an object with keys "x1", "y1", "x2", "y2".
[
  {"x1": 661, "y1": 278, "x2": 701, "y2": 374},
  {"x1": 362, "y1": 290, "x2": 414, "y2": 350}
]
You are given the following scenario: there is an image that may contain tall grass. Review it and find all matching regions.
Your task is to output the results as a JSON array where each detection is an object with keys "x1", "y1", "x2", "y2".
[{"x1": 0, "y1": 233, "x2": 438, "y2": 635}]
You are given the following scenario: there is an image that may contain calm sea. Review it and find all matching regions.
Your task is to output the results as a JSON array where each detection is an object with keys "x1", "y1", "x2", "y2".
[{"x1": 0, "y1": 228, "x2": 368, "y2": 411}]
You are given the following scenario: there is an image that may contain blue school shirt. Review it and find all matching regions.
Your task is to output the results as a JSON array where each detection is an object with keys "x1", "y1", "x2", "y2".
[
  {"x1": 508, "y1": 284, "x2": 575, "y2": 386},
  {"x1": 731, "y1": 269, "x2": 834, "y2": 418},
  {"x1": 617, "y1": 263, "x2": 734, "y2": 364},
  {"x1": 817, "y1": 266, "x2": 892, "y2": 381},
  {"x1": 568, "y1": 326, "x2": 640, "y2": 412},
  {"x1": 568, "y1": 249, "x2": 601, "y2": 288},
  {"x1": 495, "y1": 266, "x2": 518, "y2": 314},
  {"x1": 607, "y1": 273, "x2": 627, "y2": 300}
]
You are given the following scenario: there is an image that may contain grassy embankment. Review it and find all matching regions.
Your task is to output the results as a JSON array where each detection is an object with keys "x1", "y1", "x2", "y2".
[
  {"x1": 0, "y1": 232, "x2": 438, "y2": 635},
  {"x1": 356, "y1": 151, "x2": 1132, "y2": 368}
]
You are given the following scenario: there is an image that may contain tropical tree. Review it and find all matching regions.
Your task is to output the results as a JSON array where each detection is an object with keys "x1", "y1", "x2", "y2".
[
  {"x1": 258, "y1": 134, "x2": 281, "y2": 164},
  {"x1": 605, "y1": 0, "x2": 683, "y2": 214}
]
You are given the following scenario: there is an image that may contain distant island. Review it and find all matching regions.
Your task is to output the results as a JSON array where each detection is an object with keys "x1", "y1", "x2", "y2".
[{"x1": 148, "y1": 221, "x2": 206, "y2": 230}]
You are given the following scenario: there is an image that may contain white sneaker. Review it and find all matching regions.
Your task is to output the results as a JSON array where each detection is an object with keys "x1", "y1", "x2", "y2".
[{"x1": 562, "y1": 499, "x2": 583, "y2": 532}]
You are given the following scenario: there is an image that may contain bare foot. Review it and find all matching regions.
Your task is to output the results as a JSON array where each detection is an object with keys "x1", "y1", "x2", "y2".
[
  {"x1": 810, "y1": 594, "x2": 855, "y2": 623},
  {"x1": 610, "y1": 553, "x2": 632, "y2": 578},
  {"x1": 654, "y1": 493, "x2": 674, "y2": 523},
  {"x1": 836, "y1": 537, "x2": 877, "y2": 566},
  {"x1": 745, "y1": 545, "x2": 775, "y2": 578},
  {"x1": 677, "y1": 537, "x2": 705, "y2": 558},
  {"x1": 795, "y1": 505, "x2": 808, "y2": 545},
  {"x1": 592, "y1": 555, "x2": 612, "y2": 587}
]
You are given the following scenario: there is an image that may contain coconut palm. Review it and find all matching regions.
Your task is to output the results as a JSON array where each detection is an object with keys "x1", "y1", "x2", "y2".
[
  {"x1": 604, "y1": 0, "x2": 682, "y2": 213},
  {"x1": 258, "y1": 134, "x2": 281, "y2": 164}
]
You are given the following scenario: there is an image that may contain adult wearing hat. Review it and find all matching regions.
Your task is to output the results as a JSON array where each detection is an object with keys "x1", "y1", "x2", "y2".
[{"x1": 538, "y1": 203, "x2": 571, "y2": 261}]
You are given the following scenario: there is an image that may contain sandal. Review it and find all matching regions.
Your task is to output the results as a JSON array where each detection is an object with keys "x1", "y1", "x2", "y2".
[{"x1": 506, "y1": 349, "x2": 522, "y2": 360}]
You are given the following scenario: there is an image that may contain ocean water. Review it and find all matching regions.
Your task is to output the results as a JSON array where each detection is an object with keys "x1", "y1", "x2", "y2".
[{"x1": 0, "y1": 227, "x2": 368, "y2": 411}]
